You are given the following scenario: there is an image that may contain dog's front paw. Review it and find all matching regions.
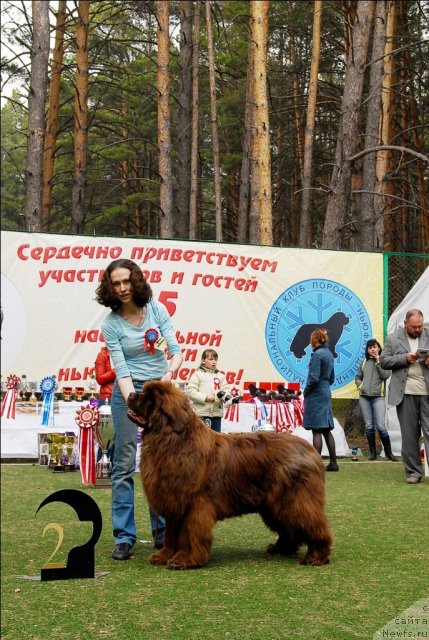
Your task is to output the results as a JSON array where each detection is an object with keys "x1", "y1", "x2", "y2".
[
  {"x1": 267, "y1": 537, "x2": 300, "y2": 557},
  {"x1": 300, "y1": 551, "x2": 330, "y2": 566},
  {"x1": 166, "y1": 551, "x2": 206, "y2": 570},
  {"x1": 149, "y1": 549, "x2": 169, "y2": 565}
]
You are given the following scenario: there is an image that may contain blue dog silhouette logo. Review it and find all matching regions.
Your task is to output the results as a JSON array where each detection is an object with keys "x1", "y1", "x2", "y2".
[{"x1": 265, "y1": 279, "x2": 372, "y2": 390}]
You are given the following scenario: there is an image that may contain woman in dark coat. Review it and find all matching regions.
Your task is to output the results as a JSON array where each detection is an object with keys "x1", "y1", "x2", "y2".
[{"x1": 303, "y1": 328, "x2": 338, "y2": 471}]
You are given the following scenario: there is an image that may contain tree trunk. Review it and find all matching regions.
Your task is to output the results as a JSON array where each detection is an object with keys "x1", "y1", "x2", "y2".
[
  {"x1": 237, "y1": 26, "x2": 253, "y2": 245},
  {"x1": 121, "y1": 103, "x2": 130, "y2": 232},
  {"x1": 322, "y1": 1, "x2": 375, "y2": 250},
  {"x1": 374, "y1": 0, "x2": 397, "y2": 251},
  {"x1": 205, "y1": 0, "x2": 222, "y2": 242},
  {"x1": 189, "y1": 0, "x2": 200, "y2": 240},
  {"x1": 156, "y1": 0, "x2": 173, "y2": 238},
  {"x1": 250, "y1": 0, "x2": 272, "y2": 246},
  {"x1": 71, "y1": 0, "x2": 90, "y2": 234},
  {"x1": 290, "y1": 31, "x2": 304, "y2": 177},
  {"x1": 299, "y1": 0, "x2": 322, "y2": 248},
  {"x1": 356, "y1": 0, "x2": 386, "y2": 251},
  {"x1": 42, "y1": 0, "x2": 66, "y2": 231},
  {"x1": 25, "y1": 0, "x2": 50, "y2": 232},
  {"x1": 175, "y1": 0, "x2": 193, "y2": 239},
  {"x1": 407, "y1": 55, "x2": 429, "y2": 252},
  {"x1": 248, "y1": 6, "x2": 259, "y2": 244}
]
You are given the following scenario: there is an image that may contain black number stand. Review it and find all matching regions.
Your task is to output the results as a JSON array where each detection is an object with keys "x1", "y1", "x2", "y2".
[{"x1": 36, "y1": 489, "x2": 102, "y2": 581}]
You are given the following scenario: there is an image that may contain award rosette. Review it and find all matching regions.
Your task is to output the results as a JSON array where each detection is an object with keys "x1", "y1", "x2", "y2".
[
  {"x1": 274, "y1": 401, "x2": 294, "y2": 433},
  {"x1": 292, "y1": 398, "x2": 304, "y2": 427},
  {"x1": 252, "y1": 397, "x2": 269, "y2": 431},
  {"x1": 40, "y1": 376, "x2": 57, "y2": 426},
  {"x1": 144, "y1": 328, "x2": 159, "y2": 355},
  {"x1": 75, "y1": 405, "x2": 98, "y2": 486},
  {"x1": 224, "y1": 402, "x2": 239, "y2": 423},
  {"x1": 213, "y1": 377, "x2": 220, "y2": 391},
  {"x1": 1, "y1": 374, "x2": 21, "y2": 419}
]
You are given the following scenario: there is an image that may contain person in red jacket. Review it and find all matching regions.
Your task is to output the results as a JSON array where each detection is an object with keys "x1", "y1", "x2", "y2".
[
  {"x1": 95, "y1": 346, "x2": 116, "y2": 408},
  {"x1": 94, "y1": 346, "x2": 116, "y2": 463}
]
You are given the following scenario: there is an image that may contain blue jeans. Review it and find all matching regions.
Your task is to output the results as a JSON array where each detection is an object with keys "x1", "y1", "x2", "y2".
[
  {"x1": 359, "y1": 395, "x2": 388, "y2": 437},
  {"x1": 111, "y1": 381, "x2": 165, "y2": 546}
]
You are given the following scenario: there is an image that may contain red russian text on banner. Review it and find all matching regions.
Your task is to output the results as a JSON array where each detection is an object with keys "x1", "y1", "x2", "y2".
[
  {"x1": 75, "y1": 405, "x2": 98, "y2": 486},
  {"x1": 1, "y1": 374, "x2": 21, "y2": 420}
]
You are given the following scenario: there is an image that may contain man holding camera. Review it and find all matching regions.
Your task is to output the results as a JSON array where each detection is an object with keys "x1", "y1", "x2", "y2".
[
  {"x1": 380, "y1": 308, "x2": 429, "y2": 484},
  {"x1": 185, "y1": 349, "x2": 231, "y2": 432}
]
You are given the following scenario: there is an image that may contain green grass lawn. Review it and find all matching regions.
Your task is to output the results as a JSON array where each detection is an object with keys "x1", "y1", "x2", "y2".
[{"x1": 1, "y1": 462, "x2": 428, "y2": 640}]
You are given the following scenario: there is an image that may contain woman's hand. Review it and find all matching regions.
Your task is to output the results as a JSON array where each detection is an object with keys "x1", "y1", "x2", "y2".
[{"x1": 161, "y1": 370, "x2": 174, "y2": 382}]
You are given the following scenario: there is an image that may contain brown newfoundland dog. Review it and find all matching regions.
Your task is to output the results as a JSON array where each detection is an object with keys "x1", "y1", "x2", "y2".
[{"x1": 127, "y1": 381, "x2": 332, "y2": 570}]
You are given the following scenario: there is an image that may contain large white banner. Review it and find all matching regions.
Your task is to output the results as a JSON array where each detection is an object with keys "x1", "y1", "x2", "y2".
[{"x1": 1, "y1": 231, "x2": 384, "y2": 399}]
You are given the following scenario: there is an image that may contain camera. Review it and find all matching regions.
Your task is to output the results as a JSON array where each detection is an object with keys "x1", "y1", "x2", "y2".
[{"x1": 217, "y1": 390, "x2": 232, "y2": 403}]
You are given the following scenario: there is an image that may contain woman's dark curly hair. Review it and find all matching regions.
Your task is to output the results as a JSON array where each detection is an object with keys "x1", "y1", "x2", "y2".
[
  {"x1": 95, "y1": 259, "x2": 153, "y2": 311},
  {"x1": 364, "y1": 339, "x2": 383, "y2": 360}
]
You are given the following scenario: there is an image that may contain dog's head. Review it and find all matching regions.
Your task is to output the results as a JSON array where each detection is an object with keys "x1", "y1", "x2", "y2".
[{"x1": 127, "y1": 381, "x2": 192, "y2": 435}]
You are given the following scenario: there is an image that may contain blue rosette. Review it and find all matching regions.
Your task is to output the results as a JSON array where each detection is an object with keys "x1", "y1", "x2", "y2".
[
  {"x1": 40, "y1": 376, "x2": 57, "y2": 426},
  {"x1": 144, "y1": 328, "x2": 159, "y2": 355}
]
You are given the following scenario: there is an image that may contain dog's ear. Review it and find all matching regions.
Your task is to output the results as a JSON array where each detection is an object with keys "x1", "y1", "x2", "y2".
[{"x1": 161, "y1": 391, "x2": 193, "y2": 434}]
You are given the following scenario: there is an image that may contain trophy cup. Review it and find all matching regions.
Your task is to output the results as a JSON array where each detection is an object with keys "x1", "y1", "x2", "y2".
[
  {"x1": 49, "y1": 433, "x2": 65, "y2": 472},
  {"x1": 75, "y1": 387, "x2": 85, "y2": 402},
  {"x1": 62, "y1": 386, "x2": 73, "y2": 402},
  {"x1": 29, "y1": 381, "x2": 38, "y2": 402},
  {"x1": 64, "y1": 433, "x2": 76, "y2": 470},
  {"x1": 94, "y1": 401, "x2": 115, "y2": 486},
  {"x1": 88, "y1": 376, "x2": 97, "y2": 400},
  {"x1": 19, "y1": 375, "x2": 28, "y2": 401}
]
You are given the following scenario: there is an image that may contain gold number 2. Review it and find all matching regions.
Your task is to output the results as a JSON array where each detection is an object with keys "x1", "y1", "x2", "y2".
[{"x1": 42, "y1": 522, "x2": 64, "y2": 567}]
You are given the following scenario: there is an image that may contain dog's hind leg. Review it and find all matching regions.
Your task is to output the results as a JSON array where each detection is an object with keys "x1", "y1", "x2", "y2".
[
  {"x1": 299, "y1": 510, "x2": 332, "y2": 566},
  {"x1": 266, "y1": 534, "x2": 301, "y2": 557},
  {"x1": 260, "y1": 510, "x2": 301, "y2": 557},
  {"x1": 266, "y1": 489, "x2": 332, "y2": 566},
  {"x1": 149, "y1": 519, "x2": 179, "y2": 566},
  {"x1": 167, "y1": 499, "x2": 216, "y2": 570},
  {"x1": 284, "y1": 498, "x2": 332, "y2": 566}
]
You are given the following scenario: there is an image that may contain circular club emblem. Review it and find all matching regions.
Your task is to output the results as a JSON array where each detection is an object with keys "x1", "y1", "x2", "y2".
[{"x1": 265, "y1": 279, "x2": 372, "y2": 391}]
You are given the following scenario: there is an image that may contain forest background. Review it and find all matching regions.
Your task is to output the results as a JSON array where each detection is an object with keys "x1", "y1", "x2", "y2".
[{"x1": 1, "y1": 0, "x2": 428, "y2": 255}]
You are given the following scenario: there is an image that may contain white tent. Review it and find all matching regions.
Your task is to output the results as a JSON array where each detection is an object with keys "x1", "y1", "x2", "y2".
[
  {"x1": 385, "y1": 266, "x2": 429, "y2": 466},
  {"x1": 387, "y1": 266, "x2": 429, "y2": 334}
]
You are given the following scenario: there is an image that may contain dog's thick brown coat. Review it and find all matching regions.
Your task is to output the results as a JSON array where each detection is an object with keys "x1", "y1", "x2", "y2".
[{"x1": 127, "y1": 381, "x2": 333, "y2": 570}]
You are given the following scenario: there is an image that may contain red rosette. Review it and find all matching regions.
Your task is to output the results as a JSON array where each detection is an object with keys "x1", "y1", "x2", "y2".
[
  {"x1": 75, "y1": 404, "x2": 98, "y2": 486},
  {"x1": 75, "y1": 404, "x2": 99, "y2": 429},
  {"x1": 6, "y1": 374, "x2": 21, "y2": 390},
  {"x1": 144, "y1": 328, "x2": 159, "y2": 355},
  {"x1": 1, "y1": 374, "x2": 21, "y2": 419},
  {"x1": 213, "y1": 377, "x2": 221, "y2": 391}
]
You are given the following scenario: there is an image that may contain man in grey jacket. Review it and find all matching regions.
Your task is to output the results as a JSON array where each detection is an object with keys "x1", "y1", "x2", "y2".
[{"x1": 380, "y1": 309, "x2": 429, "y2": 484}]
